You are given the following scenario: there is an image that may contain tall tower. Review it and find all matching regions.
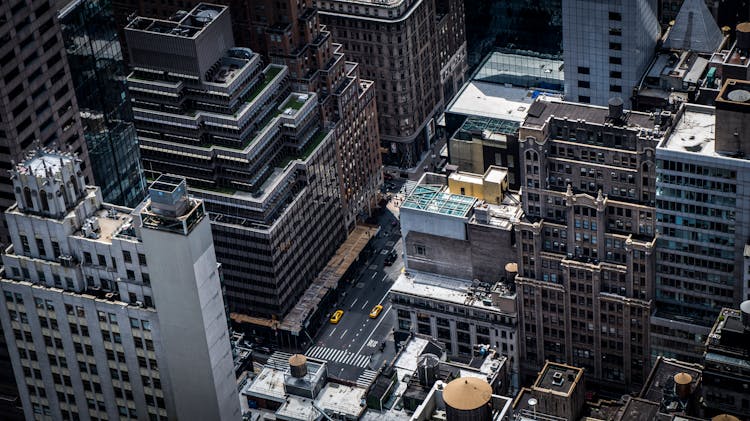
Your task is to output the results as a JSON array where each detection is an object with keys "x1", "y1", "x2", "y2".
[
  {"x1": 562, "y1": 0, "x2": 660, "y2": 108},
  {"x1": 0, "y1": 0, "x2": 93, "y2": 243},
  {"x1": 0, "y1": 150, "x2": 240, "y2": 420},
  {"x1": 58, "y1": 0, "x2": 147, "y2": 208},
  {"x1": 139, "y1": 176, "x2": 241, "y2": 421},
  {"x1": 316, "y1": 0, "x2": 468, "y2": 169},
  {"x1": 125, "y1": 4, "x2": 346, "y2": 324}
]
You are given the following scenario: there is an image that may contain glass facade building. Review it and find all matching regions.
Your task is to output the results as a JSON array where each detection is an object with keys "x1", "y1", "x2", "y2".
[{"x1": 59, "y1": 0, "x2": 146, "y2": 207}]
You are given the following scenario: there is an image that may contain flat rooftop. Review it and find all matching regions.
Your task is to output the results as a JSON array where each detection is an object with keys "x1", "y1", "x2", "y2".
[
  {"x1": 449, "y1": 81, "x2": 562, "y2": 123},
  {"x1": 522, "y1": 100, "x2": 657, "y2": 131},
  {"x1": 126, "y1": 3, "x2": 225, "y2": 38},
  {"x1": 532, "y1": 362, "x2": 583, "y2": 397},
  {"x1": 401, "y1": 185, "x2": 476, "y2": 217},
  {"x1": 391, "y1": 271, "x2": 515, "y2": 312},
  {"x1": 660, "y1": 105, "x2": 717, "y2": 156},
  {"x1": 73, "y1": 206, "x2": 135, "y2": 244},
  {"x1": 640, "y1": 357, "x2": 702, "y2": 404}
]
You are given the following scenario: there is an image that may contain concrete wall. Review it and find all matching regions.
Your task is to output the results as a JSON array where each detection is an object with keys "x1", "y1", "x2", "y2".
[
  {"x1": 400, "y1": 207, "x2": 467, "y2": 241},
  {"x1": 141, "y1": 209, "x2": 240, "y2": 421},
  {"x1": 468, "y1": 223, "x2": 515, "y2": 281},
  {"x1": 404, "y1": 231, "x2": 472, "y2": 279}
]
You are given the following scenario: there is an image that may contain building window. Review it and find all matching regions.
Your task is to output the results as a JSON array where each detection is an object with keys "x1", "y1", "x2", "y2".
[
  {"x1": 578, "y1": 80, "x2": 590, "y2": 88},
  {"x1": 609, "y1": 56, "x2": 622, "y2": 65},
  {"x1": 123, "y1": 251, "x2": 131, "y2": 263},
  {"x1": 610, "y1": 70, "x2": 622, "y2": 79},
  {"x1": 610, "y1": 85, "x2": 622, "y2": 93},
  {"x1": 577, "y1": 66, "x2": 590, "y2": 74},
  {"x1": 415, "y1": 244, "x2": 426, "y2": 256},
  {"x1": 609, "y1": 42, "x2": 622, "y2": 51},
  {"x1": 608, "y1": 11, "x2": 622, "y2": 21}
]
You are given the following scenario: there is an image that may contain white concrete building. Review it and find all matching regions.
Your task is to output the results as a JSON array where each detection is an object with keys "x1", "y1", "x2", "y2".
[
  {"x1": 562, "y1": 0, "x2": 660, "y2": 107},
  {"x1": 0, "y1": 150, "x2": 240, "y2": 421},
  {"x1": 652, "y1": 81, "x2": 750, "y2": 363}
]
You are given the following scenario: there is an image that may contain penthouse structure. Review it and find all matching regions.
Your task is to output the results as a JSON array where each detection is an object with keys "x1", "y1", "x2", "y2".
[
  {"x1": 515, "y1": 99, "x2": 669, "y2": 391},
  {"x1": 125, "y1": 4, "x2": 345, "y2": 320},
  {"x1": 316, "y1": 0, "x2": 468, "y2": 168},
  {"x1": 0, "y1": 152, "x2": 240, "y2": 420},
  {"x1": 652, "y1": 81, "x2": 750, "y2": 363}
]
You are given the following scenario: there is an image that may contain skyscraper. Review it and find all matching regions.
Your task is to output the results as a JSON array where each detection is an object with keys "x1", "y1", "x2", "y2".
[
  {"x1": 0, "y1": 0, "x2": 93, "y2": 244},
  {"x1": 652, "y1": 81, "x2": 750, "y2": 363},
  {"x1": 515, "y1": 98, "x2": 667, "y2": 391},
  {"x1": 316, "y1": 0, "x2": 468, "y2": 168},
  {"x1": 0, "y1": 151, "x2": 240, "y2": 420},
  {"x1": 562, "y1": 0, "x2": 660, "y2": 108},
  {"x1": 125, "y1": 4, "x2": 345, "y2": 320},
  {"x1": 58, "y1": 0, "x2": 147, "y2": 208}
]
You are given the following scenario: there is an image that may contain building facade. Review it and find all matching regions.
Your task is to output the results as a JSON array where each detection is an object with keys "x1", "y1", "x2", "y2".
[
  {"x1": 0, "y1": 152, "x2": 240, "y2": 420},
  {"x1": 515, "y1": 99, "x2": 667, "y2": 391},
  {"x1": 562, "y1": 0, "x2": 660, "y2": 108},
  {"x1": 58, "y1": 0, "x2": 147, "y2": 208},
  {"x1": 111, "y1": 0, "x2": 381, "y2": 229},
  {"x1": 316, "y1": 0, "x2": 468, "y2": 168},
  {"x1": 702, "y1": 302, "x2": 750, "y2": 418},
  {"x1": 652, "y1": 83, "x2": 750, "y2": 363},
  {"x1": 0, "y1": 0, "x2": 93, "y2": 244},
  {"x1": 125, "y1": 4, "x2": 345, "y2": 320}
]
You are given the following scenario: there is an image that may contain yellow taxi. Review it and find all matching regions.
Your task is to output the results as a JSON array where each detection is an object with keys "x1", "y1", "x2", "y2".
[
  {"x1": 330, "y1": 309, "x2": 344, "y2": 324},
  {"x1": 369, "y1": 304, "x2": 384, "y2": 319}
]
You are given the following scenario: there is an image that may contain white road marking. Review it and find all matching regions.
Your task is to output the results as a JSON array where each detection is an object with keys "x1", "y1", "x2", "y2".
[
  {"x1": 350, "y1": 298, "x2": 359, "y2": 309},
  {"x1": 328, "y1": 327, "x2": 337, "y2": 337},
  {"x1": 340, "y1": 329, "x2": 349, "y2": 339},
  {"x1": 380, "y1": 274, "x2": 388, "y2": 282},
  {"x1": 361, "y1": 300, "x2": 369, "y2": 310},
  {"x1": 356, "y1": 304, "x2": 392, "y2": 355},
  {"x1": 371, "y1": 272, "x2": 377, "y2": 279}
]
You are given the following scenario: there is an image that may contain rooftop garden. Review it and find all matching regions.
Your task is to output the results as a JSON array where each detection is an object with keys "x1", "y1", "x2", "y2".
[
  {"x1": 247, "y1": 65, "x2": 283, "y2": 104},
  {"x1": 281, "y1": 94, "x2": 307, "y2": 111}
]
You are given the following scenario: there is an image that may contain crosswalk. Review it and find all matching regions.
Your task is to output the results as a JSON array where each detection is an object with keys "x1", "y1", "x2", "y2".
[
  {"x1": 356, "y1": 369, "x2": 378, "y2": 389},
  {"x1": 306, "y1": 346, "x2": 370, "y2": 368}
]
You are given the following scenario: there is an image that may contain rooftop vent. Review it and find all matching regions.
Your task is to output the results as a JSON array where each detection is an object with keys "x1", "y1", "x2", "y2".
[{"x1": 552, "y1": 371, "x2": 565, "y2": 386}]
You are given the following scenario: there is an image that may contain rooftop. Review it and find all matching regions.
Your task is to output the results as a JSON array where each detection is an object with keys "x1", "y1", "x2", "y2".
[
  {"x1": 448, "y1": 81, "x2": 562, "y2": 123},
  {"x1": 660, "y1": 104, "x2": 717, "y2": 156},
  {"x1": 126, "y1": 3, "x2": 225, "y2": 38},
  {"x1": 532, "y1": 362, "x2": 583, "y2": 397},
  {"x1": 706, "y1": 306, "x2": 750, "y2": 360},
  {"x1": 663, "y1": 0, "x2": 724, "y2": 53},
  {"x1": 640, "y1": 357, "x2": 702, "y2": 406},
  {"x1": 401, "y1": 185, "x2": 476, "y2": 217},
  {"x1": 74, "y1": 207, "x2": 135, "y2": 244},
  {"x1": 522, "y1": 100, "x2": 658, "y2": 131},
  {"x1": 616, "y1": 397, "x2": 660, "y2": 421},
  {"x1": 18, "y1": 153, "x2": 75, "y2": 178},
  {"x1": 391, "y1": 271, "x2": 515, "y2": 312}
]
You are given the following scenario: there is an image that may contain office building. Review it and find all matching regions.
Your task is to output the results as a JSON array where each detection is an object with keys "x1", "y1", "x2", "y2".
[
  {"x1": 316, "y1": 0, "x2": 468, "y2": 169},
  {"x1": 125, "y1": 4, "x2": 345, "y2": 321},
  {"x1": 515, "y1": 99, "x2": 669, "y2": 391},
  {"x1": 562, "y1": 0, "x2": 660, "y2": 108},
  {"x1": 0, "y1": 151, "x2": 240, "y2": 420},
  {"x1": 702, "y1": 302, "x2": 750, "y2": 418},
  {"x1": 652, "y1": 81, "x2": 750, "y2": 363},
  {"x1": 514, "y1": 362, "x2": 586, "y2": 421},
  {"x1": 661, "y1": 0, "x2": 749, "y2": 29},
  {"x1": 58, "y1": 0, "x2": 147, "y2": 208},
  {"x1": 0, "y1": 0, "x2": 92, "y2": 244},
  {"x1": 111, "y1": 0, "x2": 381, "y2": 229},
  {"x1": 443, "y1": 50, "x2": 564, "y2": 189}
]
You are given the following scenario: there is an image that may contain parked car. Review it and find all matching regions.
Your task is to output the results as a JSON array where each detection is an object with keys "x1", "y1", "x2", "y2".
[{"x1": 384, "y1": 251, "x2": 397, "y2": 266}]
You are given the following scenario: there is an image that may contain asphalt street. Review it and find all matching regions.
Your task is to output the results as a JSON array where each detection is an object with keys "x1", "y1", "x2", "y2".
[{"x1": 305, "y1": 182, "x2": 407, "y2": 383}]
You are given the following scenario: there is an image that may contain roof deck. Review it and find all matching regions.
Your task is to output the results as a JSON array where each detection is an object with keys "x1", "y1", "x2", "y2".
[{"x1": 126, "y1": 4, "x2": 225, "y2": 38}]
